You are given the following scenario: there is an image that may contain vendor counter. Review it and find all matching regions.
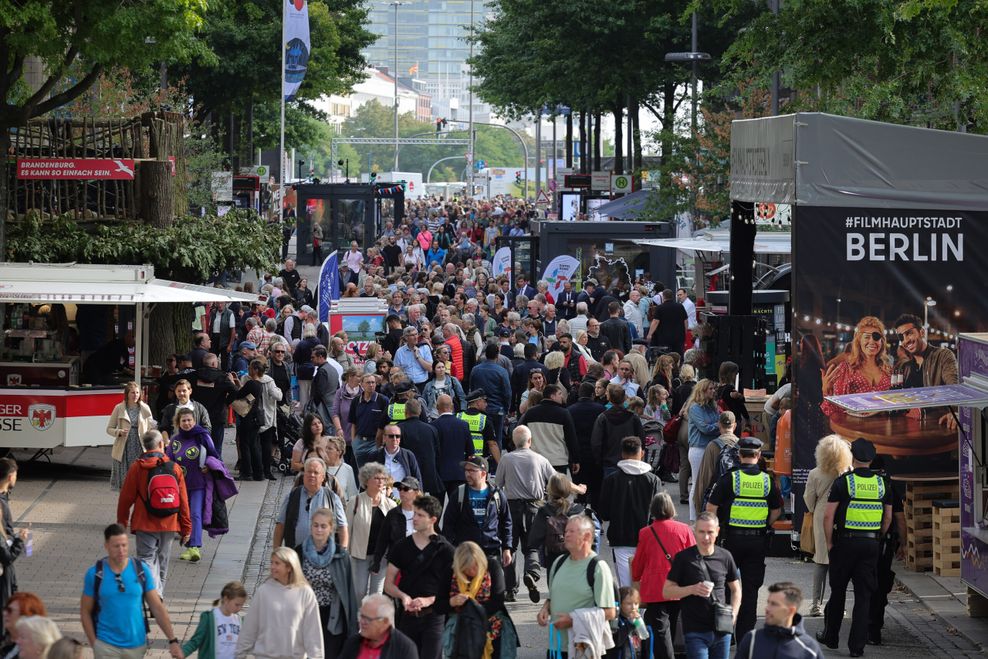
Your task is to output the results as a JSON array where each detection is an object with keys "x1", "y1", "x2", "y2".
[
  {"x1": 0, "y1": 358, "x2": 79, "y2": 387},
  {"x1": 0, "y1": 386, "x2": 120, "y2": 449}
]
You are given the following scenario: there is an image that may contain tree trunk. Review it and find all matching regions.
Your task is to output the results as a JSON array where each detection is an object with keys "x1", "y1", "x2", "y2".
[
  {"x1": 593, "y1": 113, "x2": 602, "y2": 172},
  {"x1": 139, "y1": 159, "x2": 188, "y2": 365},
  {"x1": 578, "y1": 112, "x2": 587, "y2": 173},
  {"x1": 565, "y1": 112, "x2": 573, "y2": 169},
  {"x1": 627, "y1": 96, "x2": 634, "y2": 174},
  {"x1": 0, "y1": 131, "x2": 9, "y2": 259},
  {"x1": 613, "y1": 105, "x2": 624, "y2": 174},
  {"x1": 631, "y1": 100, "x2": 642, "y2": 174}
]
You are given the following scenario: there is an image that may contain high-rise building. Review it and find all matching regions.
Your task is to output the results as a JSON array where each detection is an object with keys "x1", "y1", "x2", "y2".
[{"x1": 362, "y1": 0, "x2": 491, "y2": 123}]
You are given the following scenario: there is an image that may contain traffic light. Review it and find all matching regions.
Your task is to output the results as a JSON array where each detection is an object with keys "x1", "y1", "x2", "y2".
[{"x1": 515, "y1": 171, "x2": 522, "y2": 185}]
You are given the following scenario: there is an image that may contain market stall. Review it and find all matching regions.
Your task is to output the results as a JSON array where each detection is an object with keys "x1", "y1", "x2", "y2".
[
  {"x1": 0, "y1": 263, "x2": 257, "y2": 452},
  {"x1": 729, "y1": 113, "x2": 988, "y2": 569}
]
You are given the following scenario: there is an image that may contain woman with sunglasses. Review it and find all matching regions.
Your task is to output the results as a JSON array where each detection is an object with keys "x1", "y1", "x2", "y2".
[{"x1": 821, "y1": 316, "x2": 892, "y2": 417}]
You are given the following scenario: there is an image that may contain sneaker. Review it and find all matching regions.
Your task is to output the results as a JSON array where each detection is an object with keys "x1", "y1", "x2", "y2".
[
  {"x1": 524, "y1": 573, "x2": 540, "y2": 603},
  {"x1": 503, "y1": 590, "x2": 516, "y2": 603},
  {"x1": 188, "y1": 547, "x2": 201, "y2": 562},
  {"x1": 809, "y1": 604, "x2": 824, "y2": 617},
  {"x1": 178, "y1": 548, "x2": 195, "y2": 561}
]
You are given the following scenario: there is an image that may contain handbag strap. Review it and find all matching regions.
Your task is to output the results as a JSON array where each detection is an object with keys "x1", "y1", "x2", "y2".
[
  {"x1": 648, "y1": 525, "x2": 672, "y2": 562},
  {"x1": 695, "y1": 552, "x2": 722, "y2": 605}
]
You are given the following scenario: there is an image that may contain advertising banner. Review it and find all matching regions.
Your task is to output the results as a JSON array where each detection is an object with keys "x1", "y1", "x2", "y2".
[
  {"x1": 328, "y1": 313, "x2": 386, "y2": 362},
  {"x1": 16, "y1": 158, "x2": 136, "y2": 180},
  {"x1": 317, "y1": 252, "x2": 340, "y2": 323},
  {"x1": 283, "y1": 0, "x2": 310, "y2": 101},
  {"x1": 491, "y1": 246, "x2": 512, "y2": 278},
  {"x1": 541, "y1": 255, "x2": 580, "y2": 302},
  {"x1": 792, "y1": 206, "x2": 988, "y2": 486}
]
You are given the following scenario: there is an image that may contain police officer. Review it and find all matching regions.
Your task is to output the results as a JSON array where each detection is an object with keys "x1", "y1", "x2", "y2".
[
  {"x1": 457, "y1": 389, "x2": 501, "y2": 465},
  {"x1": 706, "y1": 436, "x2": 782, "y2": 644},
  {"x1": 377, "y1": 380, "x2": 427, "y2": 445},
  {"x1": 816, "y1": 437, "x2": 893, "y2": 657},
  {"x1": 868, "y1": 455, "x2": 907, "y2": 647}
]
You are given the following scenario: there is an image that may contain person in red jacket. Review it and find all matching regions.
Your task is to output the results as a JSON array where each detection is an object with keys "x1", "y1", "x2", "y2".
[
  {"x1": 117, "y1": 430, "x2": 192, "y2": 597},
  {"x1": 631, "y1": 491, "x2": 696, "y2": 659},
  {"x1": 442, "y1": 323, "x2": 465, "y2": 381}
]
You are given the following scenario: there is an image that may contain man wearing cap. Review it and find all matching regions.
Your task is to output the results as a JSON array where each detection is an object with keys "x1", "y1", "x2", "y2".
[
  {"x1": 394, "y1": 326, "x2": 433, "y2": 392},
  {"x1": 394, "y1": 399, "x2": 443, "y2": 497},
  {"x1": 230, "y1": 340, "x2": 257, "y2": 376},
  {"x1": 817, "y1": 438, "x2": 893, "y2": 657},
  {"x1": 371, "y1": 477, "x2": 422, "y2": 574},
  {"x1": 706, "y1": 435, "x2": 783, "y2": 644},
  {"x1": 458, "y1": 389, "x2": 502, "y2": 466},
  {"x1": 441, "y1": 456, "x2": 513, "y2": 572},
  {"x1": 432, "y1": 395, "x2": 475, "y2": 499},
  {"x1": 692, "y1": 411, "x2": 739, "y2": 516}
]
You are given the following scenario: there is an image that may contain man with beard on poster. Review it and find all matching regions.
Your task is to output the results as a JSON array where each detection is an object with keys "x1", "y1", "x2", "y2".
[{"x1": 892, "y1": 313, "x2": 959, "y2": 430}]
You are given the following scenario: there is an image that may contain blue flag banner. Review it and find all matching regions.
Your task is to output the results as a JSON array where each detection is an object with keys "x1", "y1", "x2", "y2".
[
  {"x1": 284, "y1": 0, "x2": 310, "y2": 101},
  {"x1": 318, "y1": 251, "x2": 340, "y2": 322}
]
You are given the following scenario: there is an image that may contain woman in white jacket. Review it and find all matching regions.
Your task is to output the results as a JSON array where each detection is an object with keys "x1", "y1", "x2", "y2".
[
  {"x1": 236, "y1": 546, "x2": 323, "y2": 658},
  {"x1": 258, "y1": 362, "x2": 283, "y2": 481},
  {"x1": 106, "y1": 381, "x2": 154, "y2": 490},
  {"x1": 345, "y1": 462, "x2": 396, "y2": 598}
]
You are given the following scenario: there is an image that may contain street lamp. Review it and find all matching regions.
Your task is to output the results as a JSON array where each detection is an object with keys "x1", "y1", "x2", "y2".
[
  {"x1": 467, "y1": 0, "x2": 476, "y2": 198},
  {"x1": 390, "y1": 1, "x2": 408, "y2": 172}
]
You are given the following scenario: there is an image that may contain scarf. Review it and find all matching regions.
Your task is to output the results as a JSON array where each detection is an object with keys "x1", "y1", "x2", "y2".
[
  {"x1": 302, "y1": 535, "x2": 337, "y2": 569},
  {"x1": 456, "y1": 572, "x2": 494, "y2": 659}
]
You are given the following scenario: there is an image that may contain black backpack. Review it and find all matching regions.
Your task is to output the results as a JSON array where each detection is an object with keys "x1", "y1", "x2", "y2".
[
  {"x1": 91, "y1": 558, "x2": 150, "y2": 634},
  {"x1": 702, "y1": 439, "x2": 741, "y2": 510},
  {"x1": 549, "y1": 554, "x2": 619, "y2": 609}
]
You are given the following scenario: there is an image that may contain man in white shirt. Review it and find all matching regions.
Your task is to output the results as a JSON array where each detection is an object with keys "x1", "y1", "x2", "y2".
[
  {"x1": 345, "y1": 240, "x2": 364, "y2": 274},
  {"x1": 677, "y1": 288, "x2": 697, "y2": 330},
  {"x1": 623, "y1": 289, "x2": 645, "y2": 338}
]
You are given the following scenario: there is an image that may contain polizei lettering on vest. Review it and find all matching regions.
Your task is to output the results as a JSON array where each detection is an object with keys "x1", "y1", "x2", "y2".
[{"x1": 846, "y1": 233, "x2": 963, "y2": 262}]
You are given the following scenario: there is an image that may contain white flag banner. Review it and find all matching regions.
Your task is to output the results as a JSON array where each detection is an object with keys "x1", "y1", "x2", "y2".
[
  {"x1": 283, "y1": 0, "x2": 310, "y2": 101},
  {"x1": 492, "y1": 246, "x2": 512, "y2": 278},
  {"x1": 542, "y1": 255, "x2": 580, "y2": 301}
]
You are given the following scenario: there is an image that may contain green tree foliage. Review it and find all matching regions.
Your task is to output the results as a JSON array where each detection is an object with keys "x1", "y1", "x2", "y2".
[
  {"x1": 0, "y1": 0, "x2": 208, "y2": 131},
  {"x1": 720, "y1": 0, "x2": 988, "y2": 130},
  {"x1": 5, "y1": 211, "x2": 281, "y2": 282}
]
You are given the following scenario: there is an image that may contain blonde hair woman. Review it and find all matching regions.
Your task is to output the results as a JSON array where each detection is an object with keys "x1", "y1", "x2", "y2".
[
  {"x1": 236, "y1": 546, "x2": 323, "y2": 658},
  {"x1": 444, "y1": 541, "x2": 518, "y2": 658},
  {"x1": 821, "y1": 316, "x2": 892, "y2": 417},
  {"x1": 803, "y1": 435, "x2": 853, "y2": 616},
  {"x1": 683, "y1": 378, "x2": 720, "y2": 521},
  {"x1": 13, "y1": 616, "x2": 61, "y2": 659},
  {"x1": 106, "y1": 381, "x2": 154, "y2": 491}
]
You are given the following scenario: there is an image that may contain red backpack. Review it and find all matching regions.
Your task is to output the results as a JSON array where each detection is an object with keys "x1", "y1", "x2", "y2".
[{"x1": 142, "y1": 455, "x2": 181, "y2": 518}]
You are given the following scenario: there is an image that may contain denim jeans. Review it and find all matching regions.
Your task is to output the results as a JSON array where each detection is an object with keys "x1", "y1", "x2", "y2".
[{"x1": 684, "y1": 630, "x2": 731, "y2": 659}]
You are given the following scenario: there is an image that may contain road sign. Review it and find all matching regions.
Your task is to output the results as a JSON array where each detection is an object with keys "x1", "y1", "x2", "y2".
[
  {"x1": 536, "y1": 189, "x2": 552, "y2": 206},
  {"x1": 611, "y1": 173, "x2": 632, "y2": 194},
  {"x1": 591, "y1": 172, "x2": 610, "y2": 191}
]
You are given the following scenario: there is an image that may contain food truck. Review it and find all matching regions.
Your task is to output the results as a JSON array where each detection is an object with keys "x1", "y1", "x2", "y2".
[
  {"x1": 0, "y1": 263, "x2": 257, "y2": 454},
  {"x1": 728, "y1": 113, "x2": 988, "y2": 583}
]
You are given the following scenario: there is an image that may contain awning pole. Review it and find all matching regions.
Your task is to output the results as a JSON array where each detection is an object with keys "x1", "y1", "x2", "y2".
[{"x1": 134, "y1": 302, "x2": 145, "y2": 392}]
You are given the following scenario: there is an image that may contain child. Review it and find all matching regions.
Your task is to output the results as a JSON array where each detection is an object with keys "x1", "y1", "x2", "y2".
[
  {"x1": 643, "y1": 385, "x2": 671, "y2": 426},
  {"x1": 607, "y1": 586, "x2": 650, "y2": 659},
  {"x1": 167, "y1": 408, "x2": 220, "y2": 562},
  {"x1": 182, "y1": 581, "x2": 247, "y2": 659}
]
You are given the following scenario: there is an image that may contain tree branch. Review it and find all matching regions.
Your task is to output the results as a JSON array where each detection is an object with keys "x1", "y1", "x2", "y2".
[
  {"x1": 0, "y1": 54, "x2": 25, "y2": 101},
  {"x1": 30, "y1": 64, "x2": 103, "y2": 119}
]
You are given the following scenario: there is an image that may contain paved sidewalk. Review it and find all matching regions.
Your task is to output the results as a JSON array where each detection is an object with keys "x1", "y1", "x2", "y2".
[
  {"x1": 6, "y1": 431, "x2": 274, "y2": 658},
  {"x1": 896, "y1": 570, "x2": 988, "y2": 655}
]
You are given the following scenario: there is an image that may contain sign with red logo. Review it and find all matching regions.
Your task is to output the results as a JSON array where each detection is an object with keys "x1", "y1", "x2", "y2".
[
  {"x1": 27, "y1": 404, "x2": 56, "y2": 431},
  {"x1": 16, "y1": 158, "x2": 136, "y2": 180}
]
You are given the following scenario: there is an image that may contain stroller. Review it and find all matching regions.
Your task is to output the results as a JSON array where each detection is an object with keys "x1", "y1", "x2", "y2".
[
  {"x1": 276, "y1": 406, "x2": 303, "y2": 474},
  {"x1": 643, "y1": 416, "x2": 679, "y2": 483}
]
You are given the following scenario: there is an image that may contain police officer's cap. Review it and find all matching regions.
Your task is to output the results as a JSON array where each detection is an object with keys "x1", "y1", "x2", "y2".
[
  {"x1": 394, "y1": 381, "x2": 415, "y2": 395},
  {"x1": 851, "y1": 437, "x2": 876, "y2": 462},
  {"x1": 466, "y1": 389, "x2": 487, "y2": 403},
  {"x1": 738, "y1": 437, "x2": 763, "y2": 451}
]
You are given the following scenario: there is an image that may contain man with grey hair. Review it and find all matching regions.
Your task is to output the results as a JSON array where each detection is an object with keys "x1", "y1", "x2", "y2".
[
  {"x1": 394, "y1": 325, "x2": 433, "y2": 391},
  {"x1": 116, "y1": 430, "x2": 192, "y2": 596},
  {"x1": 569, "y1": 301, "x2": 590, "y2": 335},
  {"x1": 273, "y1": 456, "x2": 348, "y2": 550},
  {"x1": 339, "y1": 593, "x2": 418, "y2": 656},
  {"x1": 495, "y1": 425, "x2": 557, "y2": 603}
]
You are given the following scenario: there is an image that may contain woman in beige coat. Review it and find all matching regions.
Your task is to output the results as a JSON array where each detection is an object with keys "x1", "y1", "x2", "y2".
[
  {"x1": 106, "y1": 381, "x2": 154, "y2": 490},
  {"x1": 344, "y1": 462, "x2": 396, "y2": 598},
  {"x1": 803, "y1": 434, "x2": 853, "y2": 616}
]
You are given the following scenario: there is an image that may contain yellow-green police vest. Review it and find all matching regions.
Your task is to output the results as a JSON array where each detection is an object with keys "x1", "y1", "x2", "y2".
[
  {"x1": 844, "y1": 473, "x2": 885, "y2": 532},
  {"x1": 728, "y1": 470, "x2": 771, "y2": 528},
  {"x1": 387, "y1": 402, "x2": 408, "y2": 423},
  {"x1": 457, "y1": 411, "x2": 487, "y2": 454}
]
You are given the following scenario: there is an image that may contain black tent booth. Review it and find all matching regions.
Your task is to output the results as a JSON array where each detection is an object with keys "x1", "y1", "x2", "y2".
[{"x1": 729, "y1": 113, "x2": 988, "y2": 561}]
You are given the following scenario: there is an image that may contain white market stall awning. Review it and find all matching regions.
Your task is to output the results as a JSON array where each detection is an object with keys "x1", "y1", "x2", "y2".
[
  {"x1": 632, "y1": 230, "x2": 791, "y2": 255},
  {"x1": 0, "y1": 263, "x2": 258, "y2": 304}
]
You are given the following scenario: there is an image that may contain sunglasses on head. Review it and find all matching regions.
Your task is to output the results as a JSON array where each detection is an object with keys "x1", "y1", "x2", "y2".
[{"x1": 860, "y1": 331, "x2": 883, "y2": 341}]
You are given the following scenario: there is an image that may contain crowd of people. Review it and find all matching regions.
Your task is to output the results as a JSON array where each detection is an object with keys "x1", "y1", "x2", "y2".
[{"x1": 0, "y1": 194, "x2": 910, "y2": 658}]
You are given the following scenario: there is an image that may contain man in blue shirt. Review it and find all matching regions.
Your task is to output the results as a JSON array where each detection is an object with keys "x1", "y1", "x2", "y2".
[
  {"x1": 81, "y1": 524, "x2": 183, "y2": 658},
  {"x1": 393, "y1": 326, "x2": 433, "y2": 391},
  {"x1": 348, "y1": 373, "x2": 390, "y2": 467},
  {"x1": 468, "y1": 342, "x2": 512, "y2": 452},
  {"x1": 441, "y1": 456, "x2": 513, "y2": 572}
]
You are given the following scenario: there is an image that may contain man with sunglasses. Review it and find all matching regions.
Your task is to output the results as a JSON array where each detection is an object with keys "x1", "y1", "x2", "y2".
[
  {"x1": 81, "y1": 524, "x2": 184, "y2": 658},
  {"x1": 340, "y1": 594, "x2": 418, "y2": 658}
]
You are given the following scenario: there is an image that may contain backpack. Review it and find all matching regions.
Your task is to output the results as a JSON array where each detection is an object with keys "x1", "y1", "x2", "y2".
[
  {"x1": 701, "y1": 439, "x2": 741, "y2": 510},
  {"x1": 276, "y1": 315, "x2": 302, "y2": 342},
  {"x1": 543, "y1": 504, "x2": 600, "y2": 556},
  {"x1": 142, "y1": 454, "x2": 181, "y2": 518},
  {"x1": 92, "y1": 558, "x2": 150, "y2": 634},
  {"x1": 549, "y1": 553, "x2": 620, "y2": 609}
]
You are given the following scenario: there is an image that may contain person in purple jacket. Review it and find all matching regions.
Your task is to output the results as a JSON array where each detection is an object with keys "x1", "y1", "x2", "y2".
[{"x1": 167, "y1": 408, "x2": 220, "y2": 563}]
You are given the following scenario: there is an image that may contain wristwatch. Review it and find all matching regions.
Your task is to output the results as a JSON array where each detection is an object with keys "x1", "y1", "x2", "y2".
[{"x1": 169, "y1": 638, "x2": 179, "y2": 645}]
